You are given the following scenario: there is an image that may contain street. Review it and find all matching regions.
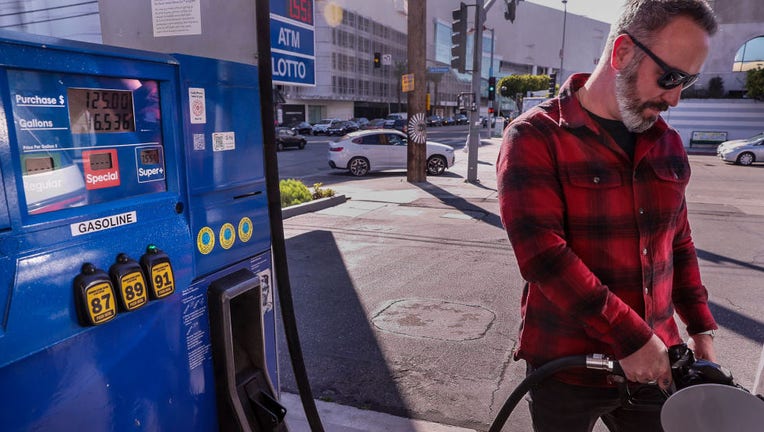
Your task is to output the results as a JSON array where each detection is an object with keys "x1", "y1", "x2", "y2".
[
  {"x1": 274, "y1": 130, "x2": 764, "y2": 431},
  {"x1": 276, "y1": 124, "x2": 485, "y2": 185}
]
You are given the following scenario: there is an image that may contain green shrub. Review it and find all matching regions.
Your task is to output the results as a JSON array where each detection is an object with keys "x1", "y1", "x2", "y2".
[
  {"x1": 312, "y1": 182, "x2": 335, "y2": 200},
  {"x1": 746, "y1": 67, "x2": 764, "y2": 100},
  {"x1": 279, "y1": 179, "x2": 312, "y2": 208}
]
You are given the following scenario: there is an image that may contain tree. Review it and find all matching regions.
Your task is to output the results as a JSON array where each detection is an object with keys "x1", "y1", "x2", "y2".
[
  {"x1": 497, "y1": 74, "x2": 551, "y2": 112},
  {"x1": 746, "y1": 67, "x2": 764, "y2": 100},
  {"x1": 708, "y1": 76, "x2": 724, "y2": 98}
]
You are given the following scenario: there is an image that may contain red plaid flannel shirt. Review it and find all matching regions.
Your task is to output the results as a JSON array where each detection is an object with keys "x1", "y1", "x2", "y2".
[{"x1": 497, "y1": 74, "x2": 716, "y2": 386}]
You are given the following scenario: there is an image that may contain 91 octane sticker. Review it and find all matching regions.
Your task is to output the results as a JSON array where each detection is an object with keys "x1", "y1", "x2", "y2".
[
  {"x1": 120, "y1": 271, "x2": 148, "y2": 310},
  {"x1": 86, "y1": 282, "x2": 117, "y2": 324},
  {"x1": 151, "y1": 262, "x2": 175, "y2": 298}
]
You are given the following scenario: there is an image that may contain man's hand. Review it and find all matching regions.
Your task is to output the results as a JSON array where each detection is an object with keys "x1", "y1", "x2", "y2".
[
  {"x1": 688, "y1": 334, "x2": 717, "y2": 362},
  {"x1": 618, "y1": 334, "x2": 672, "y2": 390}
]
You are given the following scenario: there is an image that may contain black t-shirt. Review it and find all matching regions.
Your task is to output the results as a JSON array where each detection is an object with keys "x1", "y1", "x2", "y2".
[{"x1": 587, "y1": 110, "x2": 636, "y2": 160}]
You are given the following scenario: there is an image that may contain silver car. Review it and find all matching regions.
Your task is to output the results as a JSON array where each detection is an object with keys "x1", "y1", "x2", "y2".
[{"x1": 717, "y1": 132, "x2": 764, "y2": 166}]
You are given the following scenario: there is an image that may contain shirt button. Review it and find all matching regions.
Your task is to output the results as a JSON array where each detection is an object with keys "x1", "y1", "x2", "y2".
[
  {"x1": 644, "y1": 287, "x2": 649, "y2": 294},
  {"x1": 593, "y1": 176, "x2": 601, "y2": 184},
  {"x1": 642, "y1": 248, "x2": 648, "y2": 255},
  {"x1": 638, "y1": 208, "x2": 645, "y2": 215}
]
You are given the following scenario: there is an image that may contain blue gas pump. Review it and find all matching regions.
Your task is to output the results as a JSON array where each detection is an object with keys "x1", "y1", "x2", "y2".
[{"x1": 0, "y1": 30, "x2": 284, "y2": 431}]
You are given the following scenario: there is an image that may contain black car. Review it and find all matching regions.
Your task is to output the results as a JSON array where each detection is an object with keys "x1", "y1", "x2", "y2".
[
  {"x1": 275, "y1": 127, "x2": 306, "y2": 151},
  {"x1": 327, "y1": 120, "x2": 354, "y2": 136},
  {"x1": 454, "y1": 114, "x2": 469, "y2": 125},
  {"x1": 289, "y1": 121, "x2": 313, "y2": 135},
  {"x1": 426, "y1": 115, "x2": 443, "y2": 127},
  {"x1": 391, "y1": 118, "x2": 408, "y2": 133}
]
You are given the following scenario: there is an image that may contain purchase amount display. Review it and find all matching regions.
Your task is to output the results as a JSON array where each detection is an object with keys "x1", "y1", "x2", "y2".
[{"x1": 68, "y1": 88, "x2": 135, "y2": 133}]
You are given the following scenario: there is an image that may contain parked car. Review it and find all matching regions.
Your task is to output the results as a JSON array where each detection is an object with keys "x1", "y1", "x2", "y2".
[
  {"x1": 275, "y1": 127, "x2": 306, "y2": 151},
  {"x1": 288, "y1": 121, "x2": 313, "y2": 135},
  {"x1": 426, "y1": 115, "x2": 443, "y2": 127},
  {"x1": 717, "y1": 132, "x2": 764, "y2": 166},
  {"x1": 364, "y1": 118, "x2": 386, "y2": 129},
  {"x1": 454, "y1": 113, "x2": 469, "y2": 125},
  {"x1": 350, "y1": 117, "x2": 369, "y2": 129},
  {"x1": 384, "y1": 112, "x2": 407, "y2": 128},
  {"x1": 328, "y1": 129, "x2": 455, "y2": 177},
  {"x1": 441, "y1": 116, "x2": 455, "y2": 126},
  {"x1": 311, "y1": 118, "x2": 339, "y2": 135},
  {"x1": 327, "y1": 120, "x2": 355, "y2": 136},
  {"x1": 391, "y1": 118, "x2": 407, "y2": 134}
]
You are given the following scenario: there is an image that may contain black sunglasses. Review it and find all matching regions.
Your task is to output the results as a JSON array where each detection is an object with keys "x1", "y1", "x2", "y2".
[{"x1": 622, "y1": 31, "x2": 700, "y2": 90}]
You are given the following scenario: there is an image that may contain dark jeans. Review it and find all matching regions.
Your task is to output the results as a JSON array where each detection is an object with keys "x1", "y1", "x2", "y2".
[{"x1": 527, "y1": 374, "x2": 664, "y2": 432}]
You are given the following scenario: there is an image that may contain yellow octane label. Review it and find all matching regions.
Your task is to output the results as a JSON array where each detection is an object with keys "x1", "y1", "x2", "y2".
[
  {"x1": 151, "y1": 262, "x2": 175, "y2": 298},
  {"x1": 219, "y1": 223, "x2": 236, "y2": 249},
  {"x1": 120, "y1": 271, "x2": 148, "y2": 310},
  {"x1": 86, "y1": 282, "x2": 117, "y2": 324},
  {"x1": 197, "y1": 226, "x2": 215, "y2": 254},
  {"x1": 238, "y1": 217, "x2": 253, "y2": 242}
]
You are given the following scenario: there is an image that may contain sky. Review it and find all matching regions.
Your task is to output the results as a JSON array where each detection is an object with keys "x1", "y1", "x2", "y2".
[{"x1": 525, "y1": 0, "x2": 625, "y2": 24}]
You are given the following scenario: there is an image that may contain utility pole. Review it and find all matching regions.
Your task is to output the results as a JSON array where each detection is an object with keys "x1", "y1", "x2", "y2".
[
  {"x1": 407, "y1": 0, "x2": 427, "y2": 182},
  {"x1": 466, "y1": 1, "x2": 486, "y2": 183}
]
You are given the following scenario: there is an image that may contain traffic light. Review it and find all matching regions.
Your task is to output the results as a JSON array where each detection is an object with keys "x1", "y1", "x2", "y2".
[
  {"x1": 488, "y1": 76, "x2": 496, "y2": 101},
  {"x1": 450, "y1": 2, "x2": 468, "y2": 73},
  {"x1": 548, "y1": 73, "x2": 557, "y2": 96},
  {"x1": 373, "y1": 52, "x2": 381, "y2": 68}
]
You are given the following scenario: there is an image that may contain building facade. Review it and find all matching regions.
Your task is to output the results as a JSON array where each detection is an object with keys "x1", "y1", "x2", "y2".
[{"x1": 2, "y1": 0, "x2": 761, "y2": 124}]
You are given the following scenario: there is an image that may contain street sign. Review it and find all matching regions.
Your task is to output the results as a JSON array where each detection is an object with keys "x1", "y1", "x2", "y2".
[
  {"x1": 270, "y1": 0, "x2": 316, "y2": 86},
  {"x1": 382, "y1": 53, "x2": 392, "y2": 66},
  {"x1": 402, "y1": 73, "x2": 414, "y2": 92},
  {"x1": 427, "y1": 66, "x2": 450, "y2": 74}
]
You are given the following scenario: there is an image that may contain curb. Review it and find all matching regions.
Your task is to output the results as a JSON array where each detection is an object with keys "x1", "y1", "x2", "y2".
[{"x1": 281, "y1": 194, "x2": 348, "y2": 219}]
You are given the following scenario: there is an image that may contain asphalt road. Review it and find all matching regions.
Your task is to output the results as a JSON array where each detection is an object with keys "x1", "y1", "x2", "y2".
[{"x1": 274, "y1": 131, "x2": 764, "y2": 431}]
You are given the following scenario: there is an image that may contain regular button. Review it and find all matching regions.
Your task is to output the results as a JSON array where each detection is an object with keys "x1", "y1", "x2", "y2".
[
  {"x1": 642, "y1": 248, "x2": 648, "y2": 255},
  {"x1": 639, "y1": 208, "x2": 645, "y2": 215},
  {"x1": 593, "y1": 176, "x2": 601, "y2": 184}
]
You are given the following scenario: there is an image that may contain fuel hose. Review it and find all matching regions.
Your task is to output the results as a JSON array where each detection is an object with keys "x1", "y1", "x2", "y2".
[
  {"x1": 489, "y1": 355, "x2": 619, "y2": 432},
  {"x1": 256, "y1": 0, "x2": 325, "y2": 430}
]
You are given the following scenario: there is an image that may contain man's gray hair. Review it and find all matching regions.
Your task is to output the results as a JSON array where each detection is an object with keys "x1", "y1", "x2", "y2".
[{"x1": 600, "y1": 0, "x2": 718, "y2": 66}]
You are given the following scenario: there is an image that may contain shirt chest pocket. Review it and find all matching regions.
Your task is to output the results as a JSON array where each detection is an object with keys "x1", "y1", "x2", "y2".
[
  {"x1": 640, "y1": 159, "x2": 690, "y2": 218},
  {"x1": 562, "y1": 168, "x2": 624, "y2": 215},
  {"x1": 565, "y1": 169, "x2": 623, "y2": 189},
  {"x1": 649, "y1": 160, "x2": 690, "y2": 185}
]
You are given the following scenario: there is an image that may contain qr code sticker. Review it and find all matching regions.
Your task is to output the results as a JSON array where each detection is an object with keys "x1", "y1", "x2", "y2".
[
  {"x1": 193, "y1": 133, "x2": 205, "y2": 151},
  {"x1": 213, "y1": 134, "x2": 224, "y2": 151}
]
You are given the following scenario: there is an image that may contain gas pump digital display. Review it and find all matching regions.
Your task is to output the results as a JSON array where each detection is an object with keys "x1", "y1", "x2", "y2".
[
  {"x1": 67, "y1": 88, "x2": 136, "y2": 134},
  {"x1": 9, "y1": 70, "x2": 167, "y2": 216}
]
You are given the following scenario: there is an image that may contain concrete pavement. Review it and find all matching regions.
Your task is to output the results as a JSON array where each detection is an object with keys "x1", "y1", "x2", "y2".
[
  {"x1": 280, "y1": 137, "x2": 504, "y2": 432},
  {"x1": 277, "y1": 135, "x2": 764, "y2": 431}
]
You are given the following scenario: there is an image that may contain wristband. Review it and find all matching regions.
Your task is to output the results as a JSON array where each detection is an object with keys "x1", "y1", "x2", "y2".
[{"x1": 694, "y1": 329, "x2": 716, "y2": 339}]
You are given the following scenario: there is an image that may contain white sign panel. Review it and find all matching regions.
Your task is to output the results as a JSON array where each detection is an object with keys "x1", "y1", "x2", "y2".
[
  {"x1": 189, "y1": 88, "x2": 206, "y2": 124},
  {"x1": 151, "y1": 0, "x2": 202, "y2": 37}
]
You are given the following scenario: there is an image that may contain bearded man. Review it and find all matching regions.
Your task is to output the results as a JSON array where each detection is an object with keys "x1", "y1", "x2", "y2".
[{"x1": 496, "y1": 1, "x2": 719, "y2": 430}]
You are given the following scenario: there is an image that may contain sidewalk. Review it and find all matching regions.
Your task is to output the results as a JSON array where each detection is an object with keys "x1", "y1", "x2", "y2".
[
  {"x1": 279, "y1": 138, "x2": 502, "y2": 432},
  {"x1": 281, "y1": 393, "x2": 476, "y2": 432}
]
